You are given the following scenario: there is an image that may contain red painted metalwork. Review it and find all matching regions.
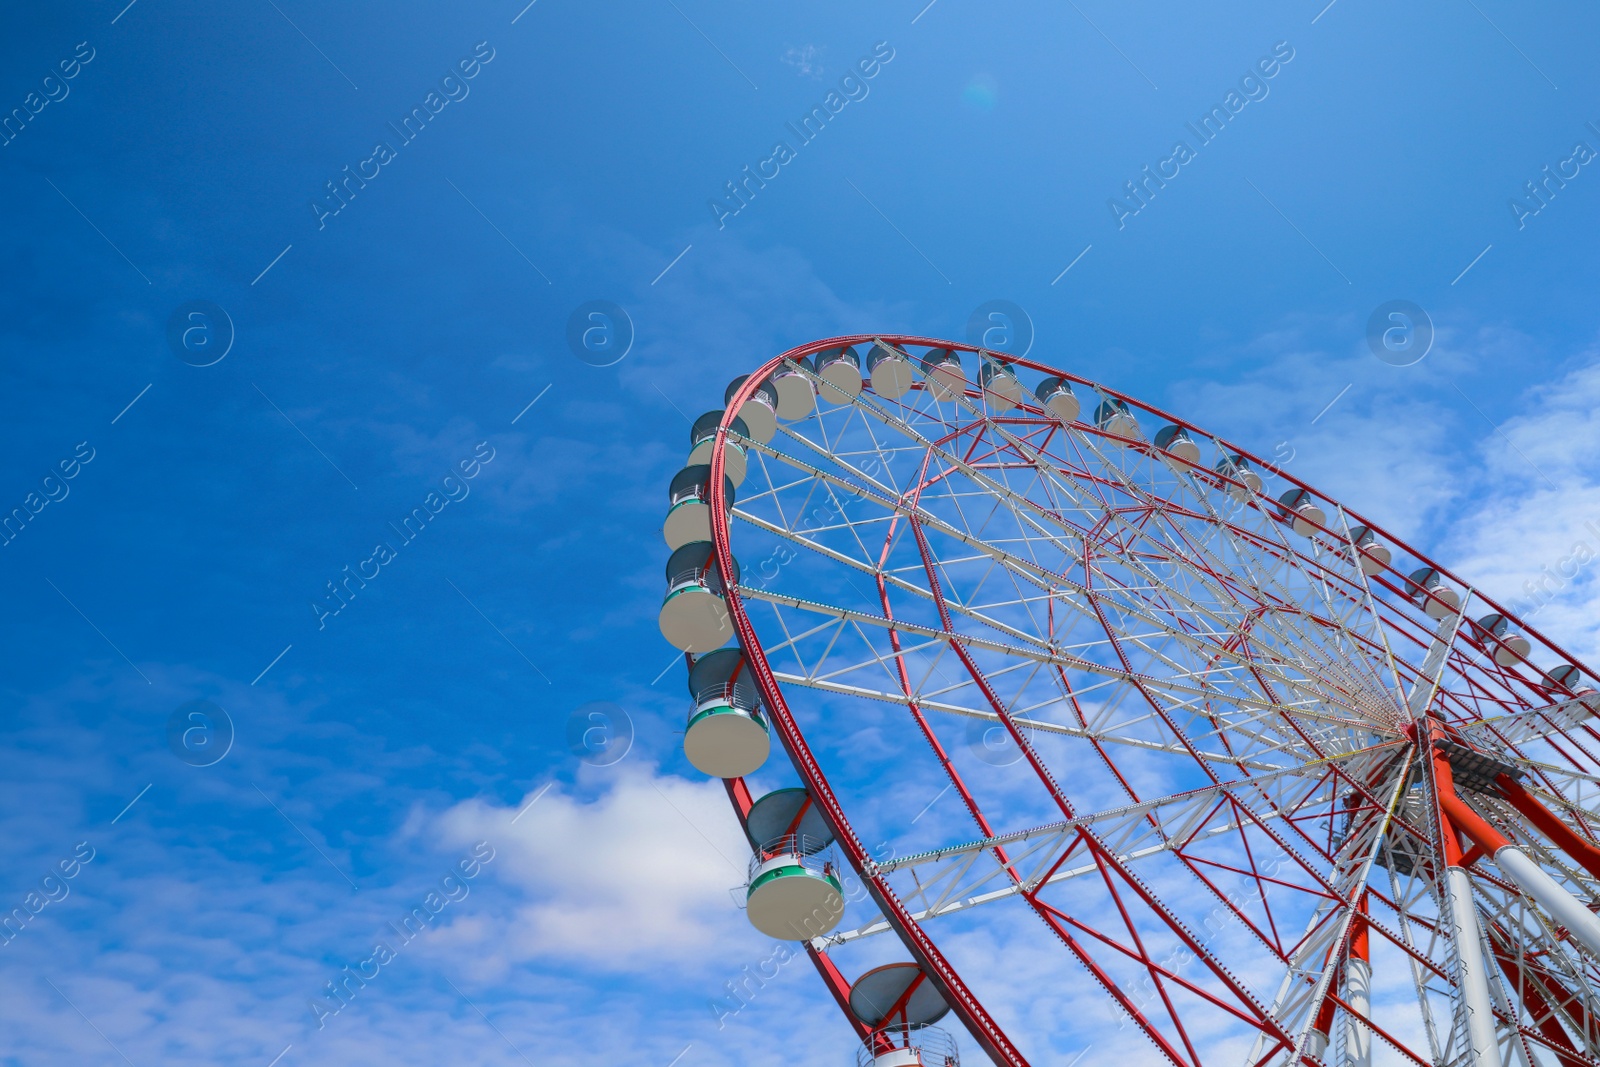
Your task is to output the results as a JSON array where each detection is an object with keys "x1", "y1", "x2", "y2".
[
  {"x1": 686, "y1": 335, "x2": 1600, "y2": 1066},
  {"x1": 1437, "y1": 775, "x2": 1511, "y2": 856},
  {"x1": 1350, "y1": 904, "x2": 1369, "y2": 965},
  {"x1": 1429, "y1": 738, "x2": 1467, "y2": 869},
  {"x1": 723, "y1": 776, "x2": 754, "y2": 819},
  {"x1": 902, "y1": 486, "x2": 1294, "y2": 1061},
  {"x1": 1309, "y1": 996, "x2": 1335, "y2": 1046},
  {"x1": 880, "y1": 971, "x2": 928, "y2": 1028},
  {"x1": 1498, "y1": 773, "x2": 1600, "y2": 879},
  {"x1": 1487, "y1": 926, "x2": 1587, "y2": 1067},
  {"x1": 808, "y1": 944, "x2": 878, "y2": 1047},
  {"x1": 712, "y1": 356, "x2": 1033, "y2": 1067}
]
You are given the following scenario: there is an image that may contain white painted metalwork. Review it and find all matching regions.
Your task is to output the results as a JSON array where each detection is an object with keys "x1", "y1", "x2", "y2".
[{"x1": 704, "y1": 342, "x2": 1600, "y2": 1067}]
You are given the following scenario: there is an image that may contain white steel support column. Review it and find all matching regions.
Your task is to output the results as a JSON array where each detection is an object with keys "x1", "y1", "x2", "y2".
[
  {"x1": 1494, "y1": 845, "x2": 1600, "y2": 957},
  {"x1": 1343, "y1": 955, "x2": 1371, "y2": 1067},
  {"x1": 1438, "y1": 770, "x2": 1600, "y2": 958},
  {"x1": 1444, "y1": 866, "x2": 1499, "y2": 1067}
]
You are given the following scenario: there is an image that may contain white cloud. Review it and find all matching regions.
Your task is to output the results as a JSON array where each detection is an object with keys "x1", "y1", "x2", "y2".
[
  {"x1": 1440, "y1": 348, "x2": 1600, "y2": 663},
  {"x1": 1172, "y1": 332, "x2": 1466, "y2": 544},
  {"x1": 782, "y1": 45, "x2": 823, "y2": 79},
  {"x1": 425, "y1": 768, "x2": 764, "y2": 971}
]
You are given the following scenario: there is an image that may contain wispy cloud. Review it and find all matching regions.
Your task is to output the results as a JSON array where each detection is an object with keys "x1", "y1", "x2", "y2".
[{"x1": 781, "y1": 44, "x2": 822, "y2": 78}]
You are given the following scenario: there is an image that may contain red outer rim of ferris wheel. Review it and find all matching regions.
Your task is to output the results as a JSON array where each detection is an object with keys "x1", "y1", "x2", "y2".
[{"x1": 702, "y1": 333, "x2": 1599, "y2": 1066}]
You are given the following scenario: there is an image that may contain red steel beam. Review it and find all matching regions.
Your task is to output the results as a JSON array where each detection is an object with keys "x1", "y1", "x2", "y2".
[{"x1": 1497, "y1": 774, "x2": 1600, "y2": 881}]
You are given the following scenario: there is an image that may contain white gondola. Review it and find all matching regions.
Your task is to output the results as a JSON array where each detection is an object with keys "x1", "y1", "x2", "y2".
[
  {"x1": 1033, "y1": 376, "x2": 1080, "y2": 423},
  {"x1": 868, "y1": 341, "x2": 915, "y2": 399},
  {"x1": 847, "y1": 962, "x2": 956, "y2": 1065},
  {"x1": 1546, "y1": 664, "x2": 1596, "y2": 697},
  {"x1": 745, "y1": 787, "x2": 833, "y2": 850},
  {"x1": 1348, "y1": 525, "x2": 1391, "y2": 577},
  {"x1": 745, "y1": 832, "x2": 843, "y2": 939},
  {"x1": 1153, "y1": 425, "x2": 1201, "y2": 470},
  {"x1": 864, "y1": 1050, "x2": 924, "y2": 1067},
  {"x1": 1278, "y1": 488, "x2": 1327, "y2": 537},
  {"x1": 770, "y1": 359, "x2": 816, "y2": 420},
  {"x1": 724, "y1": 375, "x2": 778, "y2": 444},
  {"x1": 1476, "y1": 613, "x2": 1530, "y2": 667},
  {"x1": 659, "y1": 541, "x2": 740, "y2": 652},
  {"x1": 1214, "y1": 453, "x2": 1263, "y2": 502},
  {"x1": 854, "y1": 1026, "x2": 960, "y2": 1067},
  {"x1": 684, "y1": 647, "x2": 769, "y2": 777},
  {"x1": 663, "y1": 464, "x2": 734, "y2": 550},
  {"x1": 686, "y1": 411, "x2": 749, "y2": 487},
  {"x1": 1407, "y1": 567, "x2": 1461, "y2": 619},
  {"x1": 979, "y1": 358, "x2": 1022, "y2": 412},
  {"x1": 849, "y1": 963, "x2": 951, "y2": 1030},
  {"x1": 814, "y1": 345, "x2": 864, "y2": 403},
  {"x1": 920, "y1": 348, "x2": 965, "y2": 401},
  {"x1": 1093, "y1": 398, "x2": 1140, "y2": 442}
]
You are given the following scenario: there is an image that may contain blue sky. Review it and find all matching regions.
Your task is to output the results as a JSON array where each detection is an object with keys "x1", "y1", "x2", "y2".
[{"x1": 5, "y1": 0, "x2": 1600, "y2": 1064}]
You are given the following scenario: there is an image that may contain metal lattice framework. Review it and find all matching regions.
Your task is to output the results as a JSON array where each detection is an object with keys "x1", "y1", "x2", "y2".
[{"x1": 693, "y1": 335, "x2": 1600, "y2": 1067}]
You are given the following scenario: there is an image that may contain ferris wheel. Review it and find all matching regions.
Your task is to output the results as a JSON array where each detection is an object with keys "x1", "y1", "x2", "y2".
[{"x1": 657, "y1": 334, "x2": 1600, "y2": 1067}]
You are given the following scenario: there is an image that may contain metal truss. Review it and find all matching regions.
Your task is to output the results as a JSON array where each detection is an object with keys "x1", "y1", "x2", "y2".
[{"x1": 702, "y1": 336, "x2": 1600, "y2": 1067}]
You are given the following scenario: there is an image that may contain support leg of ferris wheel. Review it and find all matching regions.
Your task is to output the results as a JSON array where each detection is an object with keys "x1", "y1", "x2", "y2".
[
  {"x1": 1410, "y1": 640, "x2": 1499, "y2": 1067},
  {"x1": 1306, "y1": 1000, "x2": 1335, "y2": 1064},
  {"x1": 1343, "y1": 905, "x2": 1372, "y2": 1067},
  {"x1": 1444, "y1": 866, "x2": 1500, "y2": 1067},
  {"x1": 1302, "y1": 935, "x2": 1368, "y2": 1067},
  {"x1": 1438, "y1": 768, "x2": 1600, "y2": 957},
  {"x1": 1497, "y1": 773, "x2": 1600, "y2": 881},
  {"x1": 1416, "y1": 613, "x2": 1600, "y2": 959},
  {"x1": 1483, "y1": 936, "x2": 1541, "y2": 1067},
  {"x1": 1248, "y1": 749, "x2": 1415, "y2": 1067},
  {"x1": 1432, "y1": 746, "x2": 1502, "y2": 1067}
]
